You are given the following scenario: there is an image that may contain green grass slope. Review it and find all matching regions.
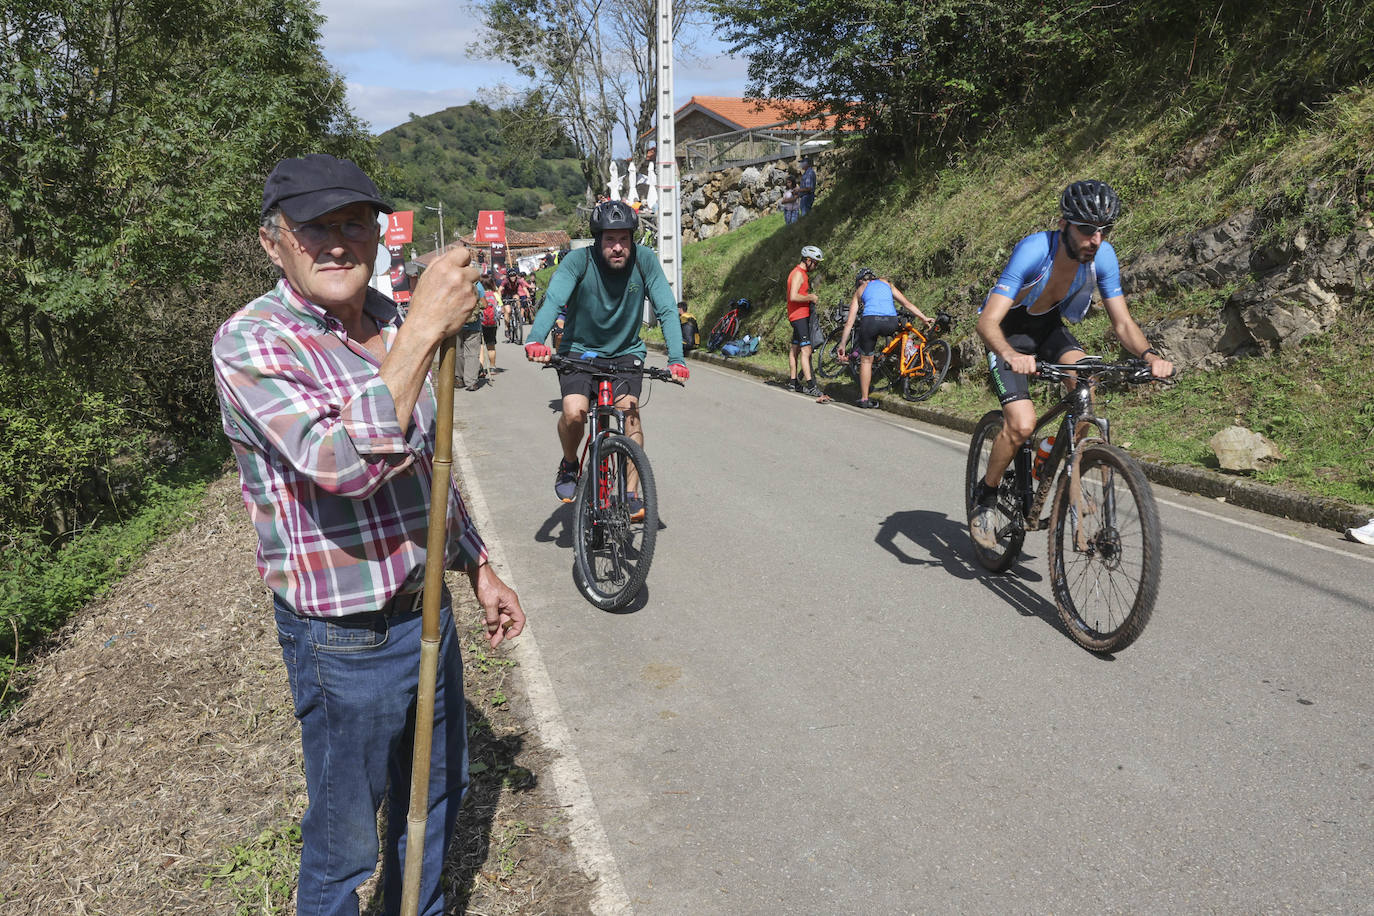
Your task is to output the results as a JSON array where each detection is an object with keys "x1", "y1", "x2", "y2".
[{"x1": 679, "y1": 88, "x2": 1374, "y2": 510}]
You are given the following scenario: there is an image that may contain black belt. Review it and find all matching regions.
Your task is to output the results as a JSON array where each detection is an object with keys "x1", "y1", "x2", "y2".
[{"x1": 385, "y1": 589, "x2": 426, "y2": 616}]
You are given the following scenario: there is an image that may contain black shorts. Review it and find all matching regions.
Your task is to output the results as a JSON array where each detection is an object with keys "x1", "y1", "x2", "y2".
[
  {"x1": 987, "y1": 312, "x2": 1083, "y2": 405},
  {"x1": 558, "y1": 354, "x2": 644, "y2": 403},
  {"x1": 481, "y1": 325, "x2": 497, "y2": 347},
  {"x1": 857, "y1": 314, "x2": 899, "y2": 356},
  {"x1": 790, "y1": 316, "x2": 814, "y2": 347}
]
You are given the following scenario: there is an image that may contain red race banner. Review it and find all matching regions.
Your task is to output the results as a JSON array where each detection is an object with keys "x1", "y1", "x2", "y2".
[
  {"x1": 386, "y1": 210, "x2": 414, "y2": 245},
  {"x1": 475, "y1": 210, "x2": 506, "y2": 244}
]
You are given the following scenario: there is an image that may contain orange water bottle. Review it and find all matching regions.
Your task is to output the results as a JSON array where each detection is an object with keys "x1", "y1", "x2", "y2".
[{"x1": 1033, "y1": 436, "x2": 1055, "y2": 480}]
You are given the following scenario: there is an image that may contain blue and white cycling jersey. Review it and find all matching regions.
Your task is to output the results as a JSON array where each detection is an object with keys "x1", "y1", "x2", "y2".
[
  {"x1": 859, "y1": 280, "x2": 898, "y2": 318},
  {"x1": 984, "y1": 230, "x2": 1123, "y2": 324}
]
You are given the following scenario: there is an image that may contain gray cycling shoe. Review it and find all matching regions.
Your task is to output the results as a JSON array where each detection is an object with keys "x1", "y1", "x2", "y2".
[
  {"x1": 969, "y1": 505, "x2": 999, "y2": 549},
  {"x1": 969, "y1": 481, "x2": 999, "y2": 549}
]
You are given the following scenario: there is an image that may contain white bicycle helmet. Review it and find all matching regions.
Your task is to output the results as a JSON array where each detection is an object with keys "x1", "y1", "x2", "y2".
[{"x1": 801, "y1": 245, "x2": 823, "y2": 261}]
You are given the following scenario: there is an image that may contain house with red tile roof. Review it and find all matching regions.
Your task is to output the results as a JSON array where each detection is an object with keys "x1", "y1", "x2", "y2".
[{"x1": 643, "y1": 96, "x2": 859, "y2": 170}]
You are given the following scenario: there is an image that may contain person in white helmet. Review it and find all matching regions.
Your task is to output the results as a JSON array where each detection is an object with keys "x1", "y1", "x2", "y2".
[{"x1": 786, "y1": 245, "x2": 824, "y2": 396}]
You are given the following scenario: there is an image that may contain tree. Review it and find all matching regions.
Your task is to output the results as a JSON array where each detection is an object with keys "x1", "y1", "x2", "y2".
[
  {"x1": 471, "y1": 0, "x2": 702, "y2": 199},
  {"x1": 0, "y1": 0, "x2": 372, "y2": 538}
]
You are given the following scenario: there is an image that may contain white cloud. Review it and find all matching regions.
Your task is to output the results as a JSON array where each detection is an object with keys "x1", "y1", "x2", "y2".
[
  {"x1": 318, "y1": 0, "x2": 489, "y2": 65},
  {"x1": 347, "y1": 83, "x2": 479, "y2": 134}
]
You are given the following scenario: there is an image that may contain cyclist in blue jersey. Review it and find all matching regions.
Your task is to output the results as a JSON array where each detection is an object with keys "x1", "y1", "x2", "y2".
[
  {"x1": 837, "y1": 267, "x2": 934, "y2": 408},
  {"x1": 969, "y1": 180, "x2": 1173, "y2": 549}
]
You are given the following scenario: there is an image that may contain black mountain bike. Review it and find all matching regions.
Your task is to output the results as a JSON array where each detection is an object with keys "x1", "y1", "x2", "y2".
[
  {"x1": 546, "y1": 355, "x2": 683, "y2": 610},
  {"x1": 965, "y1": 359, "x2": 1167, "y2": 653},
  {"x1": 504, "y1": 296, "x2": 523, "y2": 344}
]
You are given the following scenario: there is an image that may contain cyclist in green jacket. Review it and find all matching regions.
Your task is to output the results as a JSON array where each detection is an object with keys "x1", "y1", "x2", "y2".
[{"x1": 525, "y1": 201, "x2": 689, "y2": 503}]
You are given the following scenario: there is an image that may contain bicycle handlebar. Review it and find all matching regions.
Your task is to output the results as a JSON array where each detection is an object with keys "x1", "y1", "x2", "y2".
[
  {"x1": 1036, "y1": 358, "x2": 1172, "y2": 386},
  {"x1": 543, "y1": 353, "x2": 685, "y2": 386}
]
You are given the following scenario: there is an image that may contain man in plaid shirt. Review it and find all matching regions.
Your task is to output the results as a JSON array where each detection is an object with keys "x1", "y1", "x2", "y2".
[{"x1": 213, "y1": 154, "x2": 525, "y2": 916}]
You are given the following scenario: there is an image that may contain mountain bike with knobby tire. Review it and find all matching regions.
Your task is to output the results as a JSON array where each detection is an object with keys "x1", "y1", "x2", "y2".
[
  {"x1": 546, "y1": 354, "x2": 683, "y2": 610},
  {"x1": 503, "y1": 296, "x2": 523, "y2": 344},
  {"x1": 965, "y1": 358, "x2": 1169, "y2": 653}
]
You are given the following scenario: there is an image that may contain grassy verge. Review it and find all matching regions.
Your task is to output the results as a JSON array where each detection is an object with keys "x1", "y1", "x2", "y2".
[
  {"x1": 672, "y1": 85, "x2": 1374, "y2": 510},
  {"x1": 0, "y1": 440, "x2": 230, "y2": 711}
]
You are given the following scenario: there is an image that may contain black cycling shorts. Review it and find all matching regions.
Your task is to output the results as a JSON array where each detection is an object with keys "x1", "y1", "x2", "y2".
[
  {"x1": 558, "y1": 354, "x2": 644, "y2": 403},
  {"x1": 857, "y1": 314, "x2": 899, "y2": 356},
  {"x1": 987, "y1": 311, "x2": 1083, "y2": 405},
  {"x1": 790, "y1": 316, "x2": 814, "y2": 347},
  {"x1": 481, "y1": 325, "x2": 497, "y2": 348}
]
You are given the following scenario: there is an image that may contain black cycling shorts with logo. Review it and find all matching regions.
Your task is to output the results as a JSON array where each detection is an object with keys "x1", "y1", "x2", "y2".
[{"x1": 987, "y1": 313, "x2": 1083, "y2": 405}]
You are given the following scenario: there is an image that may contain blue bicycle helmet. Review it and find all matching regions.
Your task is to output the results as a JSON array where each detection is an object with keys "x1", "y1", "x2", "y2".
[{"x1": 732, "y1": 297, "x2": 752, "y2": 311}]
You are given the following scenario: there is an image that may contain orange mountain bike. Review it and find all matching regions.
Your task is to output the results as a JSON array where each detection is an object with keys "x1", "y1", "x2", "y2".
[{"x1": 876, "y1": 310, "x2": 954, "y2": 401}]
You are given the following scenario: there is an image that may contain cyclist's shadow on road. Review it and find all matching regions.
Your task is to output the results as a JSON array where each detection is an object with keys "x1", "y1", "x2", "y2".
[{"x1": 876, "y1": 509, "x2": 1068, "y2": 636}]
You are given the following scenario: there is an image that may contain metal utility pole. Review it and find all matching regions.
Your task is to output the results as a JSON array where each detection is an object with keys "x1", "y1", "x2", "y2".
[
  {"x1": 425, "y1": 203, "x2": 445, "y2": 254},
  {"x1": 655, "y1": 0, "x2": 682, "y2": 297}
]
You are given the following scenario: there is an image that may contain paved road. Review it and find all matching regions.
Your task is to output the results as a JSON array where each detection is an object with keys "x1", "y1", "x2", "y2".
[{"x1": 451, "y1": 348, "x2": 1373, "y2": 915}]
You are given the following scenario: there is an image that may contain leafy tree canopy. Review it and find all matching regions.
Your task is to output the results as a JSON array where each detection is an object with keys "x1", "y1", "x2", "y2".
[{"x1": 706, "y1": 0, "x2": 1374, "y2": 162}]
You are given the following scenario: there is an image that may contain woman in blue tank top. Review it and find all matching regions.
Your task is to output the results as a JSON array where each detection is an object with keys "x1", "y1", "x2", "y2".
[{"x1": 838, "y1": 268, "x2": 933, "y2": 408}]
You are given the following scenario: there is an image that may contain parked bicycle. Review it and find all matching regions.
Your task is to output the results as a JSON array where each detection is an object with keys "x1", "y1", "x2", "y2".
[
  {"x1": 815, "y1": 310, "x2": 953, "y2": 400},
  {"x1": 965, "y1": 358, "x2": 1168, "y2": 653},
  {"x1": 880, "y1": 310, "x2": 954, "y2": 402},
  {"x1": 545, "y1": 354, "x2": 683, "y2": 610},
  {"x1": 705, "y1": 297, "x2": 752, "y2": 352}
]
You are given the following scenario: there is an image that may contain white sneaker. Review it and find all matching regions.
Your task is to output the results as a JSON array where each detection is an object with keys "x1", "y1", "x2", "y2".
[{"x1": 1345, "y1": 519, "x2": 1374, "y2": 546}]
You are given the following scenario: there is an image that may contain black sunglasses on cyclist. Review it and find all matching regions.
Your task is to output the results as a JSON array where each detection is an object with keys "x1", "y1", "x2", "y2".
[
  {"x1": 1067, "y1": 220, "x2": 1112, "y2": 238},
  {"x1": 282, "y1": 219, "x2": 377, "y2": 247}
]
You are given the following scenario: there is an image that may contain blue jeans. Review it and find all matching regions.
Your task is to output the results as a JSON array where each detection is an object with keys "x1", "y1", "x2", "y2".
[
  {"x1": 799, "y1": 191, "x2": 814, "y2": 217},
  {"x1": 274, "y1": 592, "x2": 467, "y2": 916}
]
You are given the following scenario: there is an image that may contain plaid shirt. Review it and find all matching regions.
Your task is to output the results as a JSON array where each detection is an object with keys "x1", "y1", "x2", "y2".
[{"x1": 213, "y1": 279, "x2": 486, "y2": 618}]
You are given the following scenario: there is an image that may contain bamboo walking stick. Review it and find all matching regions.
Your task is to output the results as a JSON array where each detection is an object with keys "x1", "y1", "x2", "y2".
[{"x1": 400, "y1": 333, "x2": 457, "y2": 916}]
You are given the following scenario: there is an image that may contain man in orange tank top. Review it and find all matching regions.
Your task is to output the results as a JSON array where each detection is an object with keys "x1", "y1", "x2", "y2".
[{"x1": 786, "y1": 245, "x2": 824, "y2": 396}]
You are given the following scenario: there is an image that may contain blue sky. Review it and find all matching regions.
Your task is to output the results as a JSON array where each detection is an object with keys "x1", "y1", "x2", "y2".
[{"x1": 316, "y1": 0, "x2": 752, "y2": 138}]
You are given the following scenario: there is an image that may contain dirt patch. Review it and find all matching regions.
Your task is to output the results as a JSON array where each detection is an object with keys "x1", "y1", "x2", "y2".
[{"x1": 0, "y1": 473, "x2": 595, "y2": 914}]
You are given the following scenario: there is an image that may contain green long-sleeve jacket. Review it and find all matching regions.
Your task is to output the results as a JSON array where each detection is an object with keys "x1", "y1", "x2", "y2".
[{"x1": 526, "y1": 245, "x2": 685, "y2": 364}]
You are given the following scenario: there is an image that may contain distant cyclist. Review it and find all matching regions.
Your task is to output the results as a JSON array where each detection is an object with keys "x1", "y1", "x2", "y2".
[
  {"x1": 970, "y1": 179, "x2": 1173, "y2": 548},
  {"x1": 786, "y1": 245, "x2": 824, "y2": 397},
  {"x1": 524, "y1": 200, "x2": 689, "y2": 507},
  {"x1": 837, "y1": 267, "x2": 933, "y2": 408}
]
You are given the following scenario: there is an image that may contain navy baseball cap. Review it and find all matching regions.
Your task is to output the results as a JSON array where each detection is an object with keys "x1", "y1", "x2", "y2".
[{"x1": 261, "y1": 154, "x2": 393, "y2": 221}]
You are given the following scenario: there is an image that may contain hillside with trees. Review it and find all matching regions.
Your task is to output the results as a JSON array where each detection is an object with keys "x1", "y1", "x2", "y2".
[
  {"x1": 375, "y1": 103, "x2": 589, "y2": 245},
  {"x1": 684, "y1": 0, "x2": 1374, "y2": 511}
]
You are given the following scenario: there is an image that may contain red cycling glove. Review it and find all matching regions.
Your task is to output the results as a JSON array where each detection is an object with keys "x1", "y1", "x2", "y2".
[
  {"x1": 670, "y1": 363, "x2": 690, "y2": 381},
  {"x1": 524, "y1": 342, "x2": 551, "y2": 360}
]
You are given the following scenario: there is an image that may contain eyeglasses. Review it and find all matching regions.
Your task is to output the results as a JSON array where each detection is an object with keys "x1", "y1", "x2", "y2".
[
  {"x1": 1067, "y1": 220, "x2": 1112, "y2": 238},
  {"x1": 280, "y1": 219, "x2": 377, "y2": 247}
]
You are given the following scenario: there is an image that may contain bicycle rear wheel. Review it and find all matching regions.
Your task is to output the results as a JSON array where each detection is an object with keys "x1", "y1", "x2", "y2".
[
  {"x1": 901, "y1": 339, "x2": 952, "y2": 402},
  {"x1": 572, "y1": 434, "x2": 658, "y2": 610},
  {"x1": 1047, "y1": 443, "x2": 1162, "y2": 653},
  {"x1": 966, "y1": 409, "x2": 1025, "y2": 572},
  {"x1": 814, "y1": 328, "x2": 845, "y2": 379},
  {"x1": 869, "y1": 350, "x2": 895, "y2": 393}
]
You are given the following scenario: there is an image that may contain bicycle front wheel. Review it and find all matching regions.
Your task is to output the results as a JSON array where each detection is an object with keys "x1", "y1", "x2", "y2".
[
  {"x1": 1048, "y1": 443, "x2": 1162, "y2": 653},
  {"x1": 705, "y1": 315, "x2": 732, "y2": 352},
  {"x1": 901, "y1": 339, "x2": 952, "y2": 402},
  {"x1": 572, "y1": 435, "x2": 658, "y2": 611},
  {"x1": 966, "y1": 409, "x2": 1025, "y2": 572}
]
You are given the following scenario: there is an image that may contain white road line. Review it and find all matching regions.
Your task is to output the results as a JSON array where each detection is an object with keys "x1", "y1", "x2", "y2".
[
  {"x1": 1151, "y1": 495, "x2": 1374, "y2": 565},
  {"x1": 451, "y1": 422, "x2": 633, "y2": 916},
  {"x1": 840, "y1": 406, "x2": 1374, "y2": 565}
]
